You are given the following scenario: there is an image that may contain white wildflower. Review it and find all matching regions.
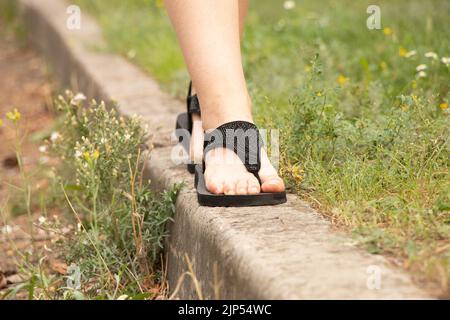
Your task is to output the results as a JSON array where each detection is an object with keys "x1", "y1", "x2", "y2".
[
  {"x1": 425, "y1": 52, "x2": 438, "y2": 60},
  {"x1": 39, "y1": 145, "x2": 48, "y2": 153},
  {"x1": 75, "y1": 150, "x2": 83, "y2": 158},
  {"x1": 441, "y1": 57, "x2": 450, "y2": 66},
  {"x1": 38, "y1": 216, "x2": 47, "y2": 225},
  {"x1": 50, "y1": 132, "x2": 60, "y2": 142},
  {"x1": 417, "y1": 71, "x2": 427, "y2": 78},
  {"x1": 283, "y1": 0, "x2": 296, "y2": 10},
  {"x1": 1, "y1": 225, "x2": 13, "y2": 234},
  {"x1": 124, "y1": 133, "x2": 131, "y2": 141},
  {"x1": 416, "y1": 64, "x2": 427, "y2": 72},
  {"x1": 73, "y1": 93, "x2": 86, "y2": 102},
  {"x1": 405, "y1": 50, "x2": 417, "y2": 58}
]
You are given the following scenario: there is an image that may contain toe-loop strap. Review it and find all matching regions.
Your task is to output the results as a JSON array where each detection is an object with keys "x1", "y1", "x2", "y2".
[{"x1": 203, "y1": 121, "x2": 263, "y2": 179}]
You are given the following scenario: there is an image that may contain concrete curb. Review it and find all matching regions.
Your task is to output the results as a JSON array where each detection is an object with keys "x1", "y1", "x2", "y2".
[{"x1": 19, "y1": 0, "x2": 430, "y2": 299}]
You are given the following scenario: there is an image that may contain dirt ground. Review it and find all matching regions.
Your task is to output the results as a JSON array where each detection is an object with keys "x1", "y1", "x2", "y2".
[{"x1": 0, "y1": 28, "x2": 62, "y2": 295}]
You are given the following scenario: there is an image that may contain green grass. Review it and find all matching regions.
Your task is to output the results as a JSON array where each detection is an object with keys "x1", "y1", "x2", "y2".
[
  {"x1": 74, "y1": 0, "x2": 449, "y2": 293},
  {"x1": 0, "y1": 0, "x2": 26, "y2": 39}
]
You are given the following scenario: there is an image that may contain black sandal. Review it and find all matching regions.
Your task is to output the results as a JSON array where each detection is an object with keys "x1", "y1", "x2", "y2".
[
  {"x1": 195, "y1": 121, "x2": 287, "y2": 207},
  {"x1": 175, "y1": 81, "x2": 201, "y2": 174}
]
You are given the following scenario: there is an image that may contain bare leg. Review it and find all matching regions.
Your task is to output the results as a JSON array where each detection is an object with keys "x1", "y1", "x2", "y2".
[
  {"x1": 190, "y1": 0, "x2": 249, "y2": 166},
  {"x1": 165, "y1": 0, "x2": 284, "y2": 195}
]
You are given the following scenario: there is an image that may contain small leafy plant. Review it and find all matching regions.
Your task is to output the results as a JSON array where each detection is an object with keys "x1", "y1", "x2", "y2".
[
  {"x1": 5, "y1": 92, "x2": 179, "y2": 300},
  {"x1": 53, "y1": 92, "x2": 179, "y2": 299}
]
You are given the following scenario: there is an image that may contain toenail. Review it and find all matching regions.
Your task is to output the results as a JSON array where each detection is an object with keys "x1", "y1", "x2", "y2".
[{"x1": 266, "y1": 179, "x2": 280, "y2": 185}]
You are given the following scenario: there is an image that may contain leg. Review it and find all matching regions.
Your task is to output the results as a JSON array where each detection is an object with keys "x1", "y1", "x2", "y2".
[
  {"x1": 165, "y1": 0, "x2": 250, "y2": 129},
  {"x1": 189, "y1": 0, "x2": 249, "y2": 166},
  {"x1": 165, "y1": 0, "x2": 284, "y2": 195}
]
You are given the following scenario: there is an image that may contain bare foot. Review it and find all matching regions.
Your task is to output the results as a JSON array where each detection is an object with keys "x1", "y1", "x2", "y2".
[
  {"x1": 189, "y1": 85, "x2": 284, "y2": 195},
  {"x1": 204, "y1": 147, "x2": 285, "y2": 195}
]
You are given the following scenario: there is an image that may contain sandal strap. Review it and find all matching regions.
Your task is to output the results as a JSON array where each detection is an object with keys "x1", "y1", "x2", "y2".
[
  {"x1": 187, "y1": 81, "x2": 201, "y2": 115},
  {"x1": 203, "y1": 121, "x2": 262, "y2": 179}
]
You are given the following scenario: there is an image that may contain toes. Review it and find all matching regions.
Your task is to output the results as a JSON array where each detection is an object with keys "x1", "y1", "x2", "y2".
[
  {"x1": 236, "y1": 179, "x2": 248, "y2": 195},
  {"x1": 258, "y1": 150, "x2": 286, "y2": 193},
  {"x1": 247, "y1": 175, "x2": 261, "y2": 195},
  {"x1": 224, "y1": 181, "x2": 237, "y2": 195},
  {"x1": 260, "y1": 175, "x2": 285, "y2": 193},
  {"x1": 203, "y1": 147, "x2": 285, "y2": 196},
  {"x1": 206, "y1": 177, "x2": 224, "y2": 195}
]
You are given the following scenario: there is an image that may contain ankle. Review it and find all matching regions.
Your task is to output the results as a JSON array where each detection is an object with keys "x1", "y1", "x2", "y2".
[{"x1": 201, "y1": 97, "x2": 253, "y2": 130}]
